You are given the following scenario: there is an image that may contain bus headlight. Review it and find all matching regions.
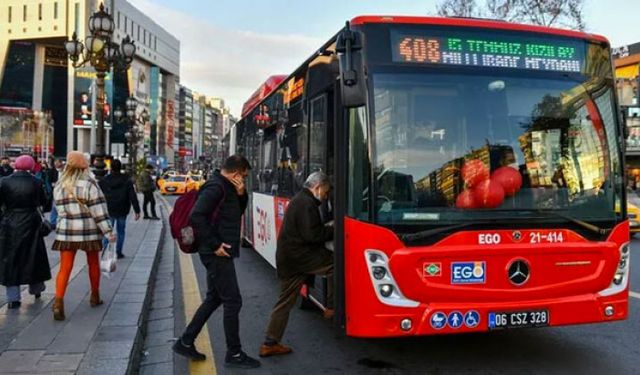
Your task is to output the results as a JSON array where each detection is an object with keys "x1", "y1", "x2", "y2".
[
  {"x1": 365, "y1": 250, "x2": 419, "y2": 308},
  {"x1": 372, "y1": 266, "x2": 387, "y2": 280},
  {"x1": 599, "y1": 243, "x2": 630, "y2": 297}
]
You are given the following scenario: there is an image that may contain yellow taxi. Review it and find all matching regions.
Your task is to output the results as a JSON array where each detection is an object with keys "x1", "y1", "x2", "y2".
[
  {"x1": 628, "y1": 202, "x2": 640, "y2": 236},
  {"x1": 617, "y1": 201, "x2": 640, "y2": 236},
  {"x1": 159, "y1": 175, "x2": 199, "y2": 195},
  {"x1": 188, "y1": 174, "x2": 206, "y2": 190}
]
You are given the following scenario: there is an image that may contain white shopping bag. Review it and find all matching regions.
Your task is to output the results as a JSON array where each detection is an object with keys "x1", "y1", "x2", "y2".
[{"x1": 100, "y1": 242, "x2": 118, "y2": 278}]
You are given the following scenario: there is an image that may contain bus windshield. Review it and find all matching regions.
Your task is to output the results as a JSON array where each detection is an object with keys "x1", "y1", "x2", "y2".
[{"x1": 371, "y1": 70, "x2": 622, "y2": 227}]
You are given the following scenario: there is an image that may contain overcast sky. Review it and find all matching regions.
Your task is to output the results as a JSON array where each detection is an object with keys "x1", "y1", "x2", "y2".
[{"x1": 128, "y1": 0, "x2": 640, "y2": 117}]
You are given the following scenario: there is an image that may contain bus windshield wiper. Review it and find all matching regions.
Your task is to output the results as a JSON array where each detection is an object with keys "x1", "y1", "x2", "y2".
[
  {"x1": 530, "y1": 210, "x2": 610, "y2": 235},
  {"x1": 399, "y1": 222, "x2": 477, "y2": 243}
]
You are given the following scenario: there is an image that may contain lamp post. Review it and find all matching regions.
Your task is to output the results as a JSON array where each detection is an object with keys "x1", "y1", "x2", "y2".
[
  {"x1": 64, "y1": 3, "x2": 135, "y2": 178},
  {"x1": 114, "y1": 96, "x2": 144, "y2": 176}
]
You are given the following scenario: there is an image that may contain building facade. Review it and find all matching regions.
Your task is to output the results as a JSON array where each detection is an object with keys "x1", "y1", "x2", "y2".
[
  {"x1": 0, "y1": 0, "x2": 180, "y2": 166},
  {"x1": 613, "y1": 42, "x2": 640, "y2": 185}
]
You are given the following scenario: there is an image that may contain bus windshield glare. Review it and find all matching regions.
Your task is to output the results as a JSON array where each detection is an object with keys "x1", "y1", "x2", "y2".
[{"x1": 370, "y1": 31, "x2": 621, "y2": 227}]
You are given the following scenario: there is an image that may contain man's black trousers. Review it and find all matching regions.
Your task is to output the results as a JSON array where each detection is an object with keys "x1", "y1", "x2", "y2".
[
  {"x1": 181, "y1": 254, "x2": 242, "y2": 354},
  {"x1": 142, "y1": 191, "x2": 157, "y2": 217}
]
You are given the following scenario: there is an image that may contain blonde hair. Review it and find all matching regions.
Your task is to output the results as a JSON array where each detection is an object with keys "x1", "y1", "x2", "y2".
[{"x1": 58, "y1": 165, "x2": 89, "y2": 195}]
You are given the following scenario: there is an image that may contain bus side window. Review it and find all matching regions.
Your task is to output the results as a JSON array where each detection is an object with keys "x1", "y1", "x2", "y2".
[
  {"x1": 309, "y1": 95, "x2": 327, "y2": 174},
  {"x1": 282, "y1": 102, "x2": 306, "y2": 196}
]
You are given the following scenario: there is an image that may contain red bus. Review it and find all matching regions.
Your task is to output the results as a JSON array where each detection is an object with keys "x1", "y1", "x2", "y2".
[{"x1": 230, "y1": 16, "x2": 629, "y2": 337}]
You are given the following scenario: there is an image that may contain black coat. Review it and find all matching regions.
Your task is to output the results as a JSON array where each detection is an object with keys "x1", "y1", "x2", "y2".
[
  {"x1": 191, "y1": 171, "x2": 248, "y2": 257},
  {"x1": 276, "y1": 189, "x2": 333, "y2": 279},
  {"x1": 0, "y1": 165, "x2": 13, "y2": 177},
  {"x1": 99, "y1": 172, "x2": 141, "y2": 218},
  {"x1": 0, "y1": 171, "x2": 52, "y2": 286}
]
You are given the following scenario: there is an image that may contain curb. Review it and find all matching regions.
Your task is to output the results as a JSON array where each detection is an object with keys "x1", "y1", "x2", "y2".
[{"x1": 126, "y1": 193, "x2": 166, "y2": 375}]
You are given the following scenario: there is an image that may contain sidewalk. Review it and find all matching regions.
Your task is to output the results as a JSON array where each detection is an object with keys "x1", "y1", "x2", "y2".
[{"x1": 0, "y1": 196, "x2": 165, "y2": 374}]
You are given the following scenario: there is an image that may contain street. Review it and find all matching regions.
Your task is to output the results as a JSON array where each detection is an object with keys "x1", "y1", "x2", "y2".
[{"x1": 161, "y1": 195, "x2": 640, "y2": 375}]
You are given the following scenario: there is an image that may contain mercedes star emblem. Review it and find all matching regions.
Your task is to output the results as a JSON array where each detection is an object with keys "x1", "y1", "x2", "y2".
[{"x1": 508, "y1": 259, "x2": 530, "y2": 286}]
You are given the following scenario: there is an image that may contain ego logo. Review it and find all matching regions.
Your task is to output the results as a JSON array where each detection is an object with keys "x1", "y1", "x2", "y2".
[
  {"x1": 256, "y1": 207, "x2": 271, "y2": 246},
  {"x1": 478, "y1": 233, "x2": 501, "y2": 245},
  {"x1": 451, "y1": 261, "x2": 486, "y2": 284}
]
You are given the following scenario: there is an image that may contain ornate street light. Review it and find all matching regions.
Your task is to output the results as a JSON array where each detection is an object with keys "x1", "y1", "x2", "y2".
[
  {"x1": 114, "y1": 96, "x2": 140, "y2": 176},
  {"x1": 64, "y1": 3, "x2": 136, "y2": 178}
]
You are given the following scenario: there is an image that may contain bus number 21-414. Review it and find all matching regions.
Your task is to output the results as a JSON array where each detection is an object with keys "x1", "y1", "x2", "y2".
[{"x1": 530, "y1": 232, "x2": 564, "y2": 244}]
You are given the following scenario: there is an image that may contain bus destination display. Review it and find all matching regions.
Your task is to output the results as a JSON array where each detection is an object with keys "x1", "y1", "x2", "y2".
[{"x1": 391, "y1": 31, "x2": 585, "y2": 73}]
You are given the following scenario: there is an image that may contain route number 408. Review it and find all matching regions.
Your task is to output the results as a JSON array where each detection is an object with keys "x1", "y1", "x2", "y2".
[{"x1": 529, "y1": 232, "x2": 564, "y2": 244}]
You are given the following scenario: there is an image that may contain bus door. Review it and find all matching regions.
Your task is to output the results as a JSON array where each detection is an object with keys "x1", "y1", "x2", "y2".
[{"x1": 305, "y1": 91, "x2": 336, "y2": 310}]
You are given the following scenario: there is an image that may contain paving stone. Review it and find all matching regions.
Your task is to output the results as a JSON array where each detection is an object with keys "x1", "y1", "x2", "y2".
[
  {"x1": 140, "y1": 343, "x2": 173, "y2": 365},
  {"x1": 84, "y1": 341, "x2": 135, "y2": 360},
  {"x1": 0, "y1": 350, "x2": 45, "y2": 372},
  {"x1": 147, "y1": 317, "x2": 174, "y2": 333},
  {"x1": 117, "y1": 284, "x2": 149, "y2": 294},
  {"x1": 93, "y1": 326, "x2": 138, "y2": 342},
  {"x1": 148, "y1": 307, "x2": 174, "y2": 321},
  {"x1": 35, "y1": 353, "x2": 83, "y2": 372},
  {"x1": 140, "y1": 361, "x2": 173, "y2": 375},
  {"x1": 149, "y1": 297, "x2": 173, "y2": 309},
  {"x1": 113, "y1": 292, "x2": 147, "y2": 303},
  {"x1": 76, "y1": 358, "x2": 129, "y2": 375},
  {"x1": 144, "y1": 329, "x2": 176, "y2": 348},
  {"x1": 102, "y1": 303, "x2": 143, "y2": 326}
]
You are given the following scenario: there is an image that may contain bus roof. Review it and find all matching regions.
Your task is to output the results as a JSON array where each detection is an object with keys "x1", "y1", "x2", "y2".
[
  {"x1": 241, "y1": 75, "x2": 288, "y2": 118},
  {"x1": 350, "y1": 15, "x2": 609, "y2": 44}
]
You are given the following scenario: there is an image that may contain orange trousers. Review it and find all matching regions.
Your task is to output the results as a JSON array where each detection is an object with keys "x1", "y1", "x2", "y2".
[{"x1": 55, "y1": 250, "x2": 100, "y2": 298}]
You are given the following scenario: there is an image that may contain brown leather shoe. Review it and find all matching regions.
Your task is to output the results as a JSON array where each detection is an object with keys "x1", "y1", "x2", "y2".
[
  {"x1": 52, "y1": 298, "x2": 65, "y2": 321},
  {"x1": 259, "y1": 343, "x2": 293, "y2": 357},
  {"x1": 323, "y1": 308, "x2": 335, "y2": 320},
  {"x1": 90, "y1": 291, "x2": 103, "y2": 307}
]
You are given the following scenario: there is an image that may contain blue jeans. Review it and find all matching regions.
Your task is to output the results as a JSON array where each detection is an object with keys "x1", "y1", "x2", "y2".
[
  {"x1": 6, "y1": 283, "x2": 45, "y2": 302},
  {"x1": 102, "y1": 217, "x2": 127, "y2": 255}
]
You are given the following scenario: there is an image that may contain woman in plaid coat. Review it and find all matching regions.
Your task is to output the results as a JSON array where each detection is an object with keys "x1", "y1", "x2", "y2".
[{"x1": 51, "y1": 151, "x2": 115, "y2": 321}]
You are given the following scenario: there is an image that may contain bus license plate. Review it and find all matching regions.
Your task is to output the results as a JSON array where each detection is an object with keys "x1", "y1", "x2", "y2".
[{"x1": 488, "y1": 310, "x2": 549, "y2": 329}]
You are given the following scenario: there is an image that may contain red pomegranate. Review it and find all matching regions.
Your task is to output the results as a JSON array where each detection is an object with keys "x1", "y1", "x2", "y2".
[
  {"x1": 456, "y1": 189, "x2": 478, "y2": 209},
  {"x1": 474, "y1": 179, "x2": 505, "y2": 208},
  {"x1": 461, "y1": 159, "x2": 489, "y2": 188},
  {"x1": 492, "y1": 166, "x2": 523, "y2": 196}
]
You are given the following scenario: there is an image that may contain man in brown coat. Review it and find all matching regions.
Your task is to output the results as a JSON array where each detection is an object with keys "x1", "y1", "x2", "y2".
[{"x1": 259, "y1": 171, "x2": 333, "y2": 357}]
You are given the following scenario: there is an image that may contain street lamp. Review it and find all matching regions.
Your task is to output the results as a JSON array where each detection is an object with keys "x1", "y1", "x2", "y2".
[
  {"x1": 114, "y1": 96, "x2": 144, "y2": 176},
  {"x1": 64, "y1": 3, "x2": 136, "y2": 178}
]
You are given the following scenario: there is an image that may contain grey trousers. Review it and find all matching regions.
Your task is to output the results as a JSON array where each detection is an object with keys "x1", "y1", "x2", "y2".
[{"x1": 265, "y1": 262, "x2": 333, "y2": 342}]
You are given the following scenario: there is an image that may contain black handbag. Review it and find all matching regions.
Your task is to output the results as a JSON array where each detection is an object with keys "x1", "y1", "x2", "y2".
[{"x1": 38, "y1": 208, "x2": 53, "y2": 237}]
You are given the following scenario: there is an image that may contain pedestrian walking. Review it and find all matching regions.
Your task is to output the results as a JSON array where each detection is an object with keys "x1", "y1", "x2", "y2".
[
  {"x1": 0, "y1": 155, "x2": 52, "y2": 309},
  {"x1": 51, "y1": 151, "x2": 115, "y2": 321},
  {"x1": 99, "y1": 159, "x2": 141, "y2": 258},
  {"x1": 137, "y1": 165, "x2": 159, "y2": 220},
  {"x1": 0, "y1": 156, "x2": 14, "y2": 177},
  {"x1": 260, "y1": 172, "x2": 334, "y2": 357},
  {"x1": 173, "y1": 155, "x2": 261, "y2": 369}
]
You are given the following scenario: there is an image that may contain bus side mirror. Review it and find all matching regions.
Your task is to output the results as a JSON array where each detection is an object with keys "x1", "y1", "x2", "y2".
[{"x1": 336, "y1": 22, "x2": 366, "y2": 108}]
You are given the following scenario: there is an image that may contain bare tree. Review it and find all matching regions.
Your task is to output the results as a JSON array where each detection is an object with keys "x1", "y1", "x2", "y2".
[
  {"x1": 436, "y1": 0, "x2": 482, "y2": 18},
  {"x1": 436, "y1": 0, "x2": 586, "y2": 31}
]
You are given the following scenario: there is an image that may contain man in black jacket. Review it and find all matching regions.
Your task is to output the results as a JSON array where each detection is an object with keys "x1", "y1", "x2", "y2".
[
  {"x1": 0, "y1": 156, "x2": 13, "y2": 177},
  {"x1": 259, "y1": 171, "x2": 333, "y2": 358},
  {"x1": 99, "y1": 159, "x2": 140, "y2": 258},
  {"x1": 173, "y1": 155, "x2": 261, "y2": 369}
]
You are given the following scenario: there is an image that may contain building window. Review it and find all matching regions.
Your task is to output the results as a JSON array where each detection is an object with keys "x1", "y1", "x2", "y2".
[
  {"x1": 23, "y1": 5, "x2": 27, "y2": 22},
  {"x1": 8, "y1": 6, "x2": 11, "y2": 23},
  {"x1": 38, "y1": 3, "x2": 42, "y2": 20},
  {"x1": 54, "y1": 2, "x2": 58, "y2": 19},
  {"x1": 137, "y1": 25, "x2": 140, "y2": 40},
  {"x1": 124, "y1": 16, "x2": 127, "y2": 32},
  {"x1": 154, "y1": 37, "x2": 157, "y2": 51},
  {"x1": 143, "y1": 30, "x2": 146, "y2": 45},
  {"x1": 117, "y1": 12, "x2": 120, "y2": 29}
]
